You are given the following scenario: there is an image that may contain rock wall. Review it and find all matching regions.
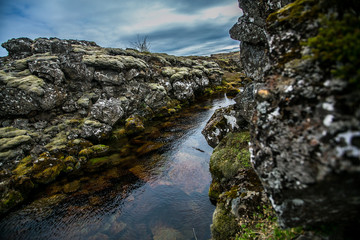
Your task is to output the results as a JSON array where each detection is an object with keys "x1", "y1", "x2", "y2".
[
  {"x1": 230, "y1": 0, "x2": 360, "y2": 231},
  {"x1": 0, "y1": 37, "x2": 223, "y2": 214}
]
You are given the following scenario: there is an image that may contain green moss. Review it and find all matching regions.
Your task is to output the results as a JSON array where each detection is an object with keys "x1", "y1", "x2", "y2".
[
  {"x1": 210, "y1": 132, "x2": 251, "y2": 181},
  {"x1": 225, "y1": 186, "x2": 239, "y2": 199},
  {"x1": 125, "y1": 116, "x2": 145, "y2": 135},
  {"x1": 0, "y1": 71, "x2": 45, "y2": 96},
  {"x1": 83, "y1": 54, "x2": 148, "y2": 71},
  {"x1": 209, "y1": 180, "x2": 222, "y2": 201},
  {"x1": 78, "y1": 144, "x2": 109, "y2": 159},
  {"x1": 304, "y1": 14, "x2": 360, "y2": 87},
  {"x1": 0, "y1": 127, "x2": 28, "y2": 138},
  {"x1": 0, "y1": 135, "x2": 32, "y2": 151},
  {"x1": 64, "y1": 156, "x2": 77, "y2": 164},
  {"x1": 12, "y1": 155, "x2": 34, "y2": 176},
  {"x1": 0, "y1": 190, "x2": 23, "y2": 214},
  {"x1": 211, "y1": 203, "x2": 240, "y2": 240},
  {"x1": 267, "y1": 0, "x2": 319, "y2": 27},
  {"x1": 45, "y1": 132, "x2": 68, "y2": 152},
  {"x1": 33, "y1": 163, "x2": 65, "y2": 184},
  {"x1": 78, "y1": 148, "x2": 94, "y2": 156},
  {"x1": 0, "y1": 149, "x2": 20, "y2": 161},
  {"x1": 236, "y1": 204, "x2": 304, "y2": 240},
  {"x1": 88, "y1": 156, "x2": 110, "y2": 165}
]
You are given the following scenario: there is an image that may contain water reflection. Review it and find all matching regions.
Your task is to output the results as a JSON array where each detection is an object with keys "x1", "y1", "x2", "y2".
[{"x1": 0, "y1": 94, "x2": 235, "y2": 240}]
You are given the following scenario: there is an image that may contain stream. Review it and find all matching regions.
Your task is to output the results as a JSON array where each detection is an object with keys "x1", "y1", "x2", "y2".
[{"x1": 0, "y1": 95, "x2": 235, "y2": 240}]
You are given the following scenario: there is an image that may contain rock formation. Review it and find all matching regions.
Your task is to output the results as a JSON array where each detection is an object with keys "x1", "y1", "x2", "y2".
[
  {"x1": 204, "y1": 0, "x2": 360, "y2": 239},
  {"x1": 227, "y1": 0, "x2": 360, "y2": 233},
  {"x1": 0, "y1": 37, "x2": 224, "y2": 214}
]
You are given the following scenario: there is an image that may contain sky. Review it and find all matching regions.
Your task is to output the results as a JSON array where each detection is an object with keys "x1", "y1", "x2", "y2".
[{"x1": 0, "y1": 0, "x2": 242, "y2": 57}]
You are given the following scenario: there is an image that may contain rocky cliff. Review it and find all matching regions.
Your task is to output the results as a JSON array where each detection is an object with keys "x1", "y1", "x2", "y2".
[
  {"x1": 0, "y1": 37, "x2": 225, "y2": 214},
  {"x1": 204, "y1": 0, "x2": 360, "y2": 239}
]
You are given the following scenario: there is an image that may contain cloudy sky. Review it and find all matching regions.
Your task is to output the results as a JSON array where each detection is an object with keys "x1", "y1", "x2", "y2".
[{"x1": 0, "y1": 0, "x2": 242, "y2": 57}]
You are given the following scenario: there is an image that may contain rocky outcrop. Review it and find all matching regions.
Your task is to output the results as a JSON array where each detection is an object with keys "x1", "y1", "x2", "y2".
[
  {"x1": 229, "y1": 0, "x2": 294, "y2": 81},
  {"x1": 0, "y1": 37, "x2": 224, "y2": 214},
  {"x1": 228, "y1": 0, "x2": 360, "y2": 233}
]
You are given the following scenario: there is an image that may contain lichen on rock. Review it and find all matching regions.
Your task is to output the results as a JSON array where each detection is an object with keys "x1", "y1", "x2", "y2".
[
  {"x1": 225, "y1": 0, "x2": 360, "y2": 237},
  {"x1": 0, "y1": 37, "x2": 226, "y2": 215}
]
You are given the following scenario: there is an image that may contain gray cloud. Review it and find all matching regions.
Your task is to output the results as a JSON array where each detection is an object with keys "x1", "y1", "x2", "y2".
[{"x1": 0, "y1": 0, "x2": 240, "y2": 56}]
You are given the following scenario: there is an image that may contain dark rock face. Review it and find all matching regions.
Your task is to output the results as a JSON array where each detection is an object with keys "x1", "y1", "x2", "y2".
[
  {"x1": 229, "y1": 0, "x2": 293, "y2": 81},
  {"x1": 231, "y1": 0, "x2": 360, "y2": 229},
  {"x1": 0, "y1": 37, "x2": 223, "y2": 214},
  {"x1": 202, "y1": 105, "x2": 246, "y2": 148}
]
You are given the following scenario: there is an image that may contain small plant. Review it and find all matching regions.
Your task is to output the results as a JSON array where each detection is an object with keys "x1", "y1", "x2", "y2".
[
  {"x1": 304, "y1": 13, "x2": 360, "y2": 88},
  {"x1": 235, "y1": 204, "x2": 303, "y2": 239},
  {"x1": 131, "y1": 34, "x2": 151, "y2": 52}
]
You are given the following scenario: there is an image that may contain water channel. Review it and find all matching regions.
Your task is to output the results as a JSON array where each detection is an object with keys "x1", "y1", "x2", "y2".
[{"x1": 0, "y1": 95, "x2": 235, "y2": 240}]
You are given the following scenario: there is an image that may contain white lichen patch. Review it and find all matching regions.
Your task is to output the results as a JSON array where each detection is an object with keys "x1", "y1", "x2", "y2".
[
  {"x1": 323, "y1": 114, "x2": 334, "y2": 127},
  {"x1": 257, "y1": 101, "x2": 270, "y2": 115},
  {"x1": 268, "y1": 107, "x2": 280, "y2": 121},
  {"x1": 284, "y1": 85, "x2": 293, "y2": 93},
  {"x1": 224, "y1": 115, "x2": 238, "y2": 130},
  {"x1": 213, "y1": 128, "x2": 221, "y2": 137},
  {"x1": 292, "y1": 199, "x2": 304, "y2": 206},
  {"x1": 335, "y1": 131, "x2": 360, "y2": 158},
  {"x1": 248, "y1": 142, "x2": 255, "y2": 164},
  {"x1": 322, "y1": 102, "x2": 334, "y2": 111}
]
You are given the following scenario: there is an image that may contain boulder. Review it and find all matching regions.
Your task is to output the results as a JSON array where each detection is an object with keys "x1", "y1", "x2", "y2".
[{"x1": 90, "y1": 98, "x2": 124, "y2": 126}]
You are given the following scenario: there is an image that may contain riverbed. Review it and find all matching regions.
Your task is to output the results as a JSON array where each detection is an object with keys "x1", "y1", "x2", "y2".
[{"x1": 0, "y1": 95, "x2": 235, "y2": 240}]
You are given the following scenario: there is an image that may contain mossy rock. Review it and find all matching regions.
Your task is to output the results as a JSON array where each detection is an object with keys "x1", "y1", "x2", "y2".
[
  {"x1": 85, "y1": 155, "x2": 134, "y2": 172},
  {"x1": 304, "y1": 13, "x2": 360, "y2": 87},
  {"x1": 45, "y1": 132, "x2": 68, "y2": 152},
  {"x1": 0, "y1": 149, "x2": 22, "y2": 162},
  {"x1": 112, "y1": 127, "x2": 127, "y2": 139},
  {"x1": 266, "y1": 0, "x2": 320, "y2": 28},
  {"x1": 83, "y1": 54, "x2": 148, "y2": 71},
  {"x1": 125, "y1": 116, "x2": 145, "y2": 135},
  {"x1": 85, "y1": 156, "x2": 111, "y2": 172},
  {"x1": 63, "y1": 180, "x2": 81, "y2": 193},
  {"x1": 211, "y1": 202, "x2": 240, "y2": 240},
  {"x1": 33, "y1": 163, "x2": 66, "y2": 184},
  {"x1": 0, "y1": 134, "x2": 32, "y2": 151},
  {"x1": 0, "y1": 71, "x2": 45, "y2": 96},
  {"x1": 12, "y1": 155, "x2": 34, "y2": 177},
  {"x1": 136, "y1": 141, "x2": 164, "y2": 156},
  {"x1": 210, "y1": 132, "x2": 251, "y2": 182},
  {"x1": 209, "y1": 180, "x2": 223, "y2": 201},
  {"x1": 78, "y1": 144, "x2": 110, "y2": 158},
  {"x1": 0, "y1": 190, "x2": 24, "y2": 214},
  {"x1": 0, "y1": 127, "x2": 28, "y2": 138}
]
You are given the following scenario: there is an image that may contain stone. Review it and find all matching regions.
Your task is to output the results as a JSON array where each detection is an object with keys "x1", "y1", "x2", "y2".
[
  {"x1": 1, "y1": 38, "x2": 33, "y2": 59},
  {"x1": 28, "y1": 58, "x2": 65, "y2": 84},
  {"x1": 202, "y1": 105, "x2": 246, "y2": 148},
  {"x1": 151, "y1": 225, "x2": 185, "y2": 240},
  {"x1": 90, "y1": 98, "x2": 124, "y2": 126},
  {"x1": 210, "y1": 132, "x2": 251, "y2": 182},
  {"x1": 211, "y1": 202, "x2": 239, "y2": 240}
]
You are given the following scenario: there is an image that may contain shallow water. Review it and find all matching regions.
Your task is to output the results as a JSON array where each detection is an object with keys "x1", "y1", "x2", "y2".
[{"x1": 0, "y1": 95, "x2": 235, "y2": 240}]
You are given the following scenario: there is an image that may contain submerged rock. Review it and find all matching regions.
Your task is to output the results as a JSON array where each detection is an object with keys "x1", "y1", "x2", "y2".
[{"x1": 151, "y1": 225, "x2": 185, "y2": 240}]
